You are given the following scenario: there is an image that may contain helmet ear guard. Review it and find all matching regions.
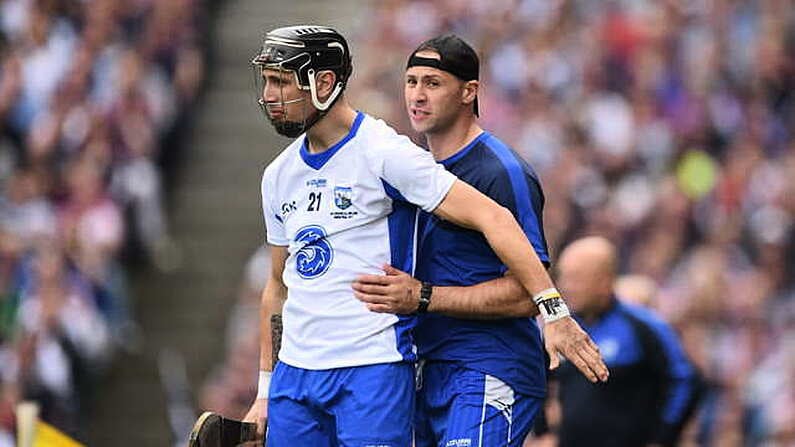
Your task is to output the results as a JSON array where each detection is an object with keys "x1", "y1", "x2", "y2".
[{"x1": 307, "y1": 68, "x2": 344, "y2": 111}]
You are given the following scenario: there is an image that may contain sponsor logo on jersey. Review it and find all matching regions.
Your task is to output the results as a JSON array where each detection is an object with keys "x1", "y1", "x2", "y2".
[
  {"x1": 306, "y1": 178, "x2": 327, "y2": 188},
  {"x1": 281, "y1": 200, "x2": 297, "y2": 217},
  {"x1": 334, "y1": 186, "x2": 353, "y2": 209},
  {"x1": 294, "y1": 225, "x2": 333, "y2": 279}
]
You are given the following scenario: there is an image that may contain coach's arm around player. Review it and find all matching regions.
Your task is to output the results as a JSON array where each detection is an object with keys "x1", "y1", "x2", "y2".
[
  {"x1": 356, "y1": 264, "x2": 537, "y2": 319},
  {"x1": 353, "y1": 180, "x2": 610, "y2": 384},
  {"x1": 243, "y1": 245, "x2": 288, "y2": 439}
]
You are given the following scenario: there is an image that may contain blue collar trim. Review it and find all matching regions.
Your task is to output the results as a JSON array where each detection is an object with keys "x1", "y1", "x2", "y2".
[
  {"x1": 439, "y1": 131, "x2": 489, "y2": 167},
  {"x1": 300, "y1": 111, "x2": 365, "y2": 170}
]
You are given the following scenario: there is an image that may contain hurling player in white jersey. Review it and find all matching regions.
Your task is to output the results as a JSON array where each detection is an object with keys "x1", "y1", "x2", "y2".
[{"x1": 243, "y1": 25, "x2": 576, "y2": 447}]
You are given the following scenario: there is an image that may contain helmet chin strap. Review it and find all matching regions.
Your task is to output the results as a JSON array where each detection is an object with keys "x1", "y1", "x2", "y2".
[{"x1": 307, "y1": 69, "x2": 343, "y2": 111}]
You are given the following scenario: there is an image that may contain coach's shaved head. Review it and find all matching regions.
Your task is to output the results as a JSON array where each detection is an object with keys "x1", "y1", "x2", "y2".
[{"x1": 557, "y1": 236, "x2": 618, "y2": 320}]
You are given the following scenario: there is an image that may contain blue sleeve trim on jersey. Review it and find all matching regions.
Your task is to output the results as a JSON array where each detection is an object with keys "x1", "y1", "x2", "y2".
[
  {"x1": 300, "y1": 111, "x2": 365, "y2": 170},
  {"x1": 622, "y1": 302, "x2": 695, "y2": 425},
  {"x1": 439, "y1": 131, "x2": 489, "y2": 167},
  {"x1": 381, "y1": 179, "x2": 408, "y2": 202},
  {"x1": 382, "y1": 180, "x2": 418, "y2": 274},
  {"x1": 484, "y1": 135, "x2": 549, "y2": 263}
]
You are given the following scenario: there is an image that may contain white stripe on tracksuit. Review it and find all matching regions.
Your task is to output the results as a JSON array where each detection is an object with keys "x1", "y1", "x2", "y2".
[{"x1": 477, "y1": 374, "x2": 516, "y2": 447}]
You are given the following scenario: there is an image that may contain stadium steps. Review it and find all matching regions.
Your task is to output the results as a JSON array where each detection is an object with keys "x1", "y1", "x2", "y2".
[{"x1": 85, "y1": 1, "x2": 363, "y2": 445}]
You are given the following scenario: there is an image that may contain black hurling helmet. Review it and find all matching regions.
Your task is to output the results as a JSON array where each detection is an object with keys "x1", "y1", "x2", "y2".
[{"x1": 252, "y1": 25, "x2": 353, "y2": 138}]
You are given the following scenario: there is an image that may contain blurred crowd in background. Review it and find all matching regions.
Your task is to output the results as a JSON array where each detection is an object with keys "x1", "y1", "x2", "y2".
[
  {"x1": 204, "y1": 0, "x2": 795, "y2": 446},
  {"x1": 0, "y1": 0, "x2": 206, "y2": 442}
]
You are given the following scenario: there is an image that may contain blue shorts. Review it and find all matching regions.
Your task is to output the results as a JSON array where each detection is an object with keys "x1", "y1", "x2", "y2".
[
  {"x1": 415, "y1": 361, "x2": 542, "y2": 447},
  {"x1": 266, "y1": 361, "x2": 414, "y2": 447}
]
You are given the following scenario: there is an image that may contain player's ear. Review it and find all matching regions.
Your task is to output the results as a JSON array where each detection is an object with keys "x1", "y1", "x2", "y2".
[
  {"x1": 461, "y1": 80, "x2": 479, "y2": 106},
  {"x1": 315, "y1": 70, "x2": 337, "y2": 101}
]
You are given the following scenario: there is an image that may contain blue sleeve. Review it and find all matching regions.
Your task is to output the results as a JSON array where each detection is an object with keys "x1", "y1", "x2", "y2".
[
  {"x1": 484, "y1": 148, "x2": 549, "y2": 266},
  {"x1": 632, "y1": 305, "x2": 701, "y2": 445},
  {"x1": 653, "y1": 321, "x2": 695, "y2": 424}
]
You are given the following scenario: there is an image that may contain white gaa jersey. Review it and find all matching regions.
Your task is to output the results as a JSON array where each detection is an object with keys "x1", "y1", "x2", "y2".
[{"x1": 261, "y1": 112, "x2": 456, "y2": 370}]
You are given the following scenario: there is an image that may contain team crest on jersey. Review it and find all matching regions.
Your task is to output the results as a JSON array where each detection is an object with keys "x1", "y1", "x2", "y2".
[
  {"x1": 294, "y1": 225, "x2": 333, "y2": 279},
  {"x1": 334, "y1": 186, "x2": 353, "y2": 210}
]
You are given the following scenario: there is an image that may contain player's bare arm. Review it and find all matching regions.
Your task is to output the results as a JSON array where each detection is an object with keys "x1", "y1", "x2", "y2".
[
  {"x1": 359, "y1": 179, "x2": 608, "y2": 383},
  {"x1": 437, "y1": 180, "x2": 608, "y2": 382},
  {"x1": 243, "y1": 245, "x2": 287, "y2": 438},
  {"x1": 433, "y1": 180, "x2": 554, "y2": 293},
  {"x1": 353, "y1": 265, "x2": 537, "y2": 319}
]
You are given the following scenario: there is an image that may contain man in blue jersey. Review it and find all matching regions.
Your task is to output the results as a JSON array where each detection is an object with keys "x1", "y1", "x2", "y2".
[
  {"x1": 243, "y1": 27, "x2": 603, "y2": 447},
  {"x1": 352, "y1": 35, "x2": 608, "y2": 446},
  {"x1": 554, "y1": 237, "x2": 702, "y2": 447}
]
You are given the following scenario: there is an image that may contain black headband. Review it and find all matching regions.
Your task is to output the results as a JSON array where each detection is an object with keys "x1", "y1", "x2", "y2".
[{"x1": 407, "y1": 54, "x2": 478, "y2": 82}]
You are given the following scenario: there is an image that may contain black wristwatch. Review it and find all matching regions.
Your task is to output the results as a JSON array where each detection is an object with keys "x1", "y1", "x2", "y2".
[{"x1": 417, "y1": 282, "x2": 433, "y2": 314}]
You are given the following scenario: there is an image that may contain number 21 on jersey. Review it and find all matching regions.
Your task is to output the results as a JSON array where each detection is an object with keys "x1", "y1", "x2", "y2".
[{"x1": 307, "y1": 192, "x2": 322, "y2": 212}]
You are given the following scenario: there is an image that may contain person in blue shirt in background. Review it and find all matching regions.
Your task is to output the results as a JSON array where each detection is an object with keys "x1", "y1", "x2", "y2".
[
  {"x1": 352, "y1": 35, "x2": 608, "y2": 447},
  {"x1": 553, "y1": 236, "x2": 703, "y2": 447}
]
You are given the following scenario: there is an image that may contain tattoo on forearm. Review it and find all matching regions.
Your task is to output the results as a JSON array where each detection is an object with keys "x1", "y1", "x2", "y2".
[{"x1": 270, "y1": 314, "x2": 283, "y2": 369}]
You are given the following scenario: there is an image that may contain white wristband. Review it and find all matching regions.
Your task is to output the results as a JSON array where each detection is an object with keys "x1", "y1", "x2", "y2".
[
  {"x1": 532, "y1": 288, "x2": 571, "y2": 323},
  {"x1": 256, "y1": 370, "x2": 272, "y2": 400},
  {"x1": 532, "y1": 288, "x2": 560, "y2": 305}
]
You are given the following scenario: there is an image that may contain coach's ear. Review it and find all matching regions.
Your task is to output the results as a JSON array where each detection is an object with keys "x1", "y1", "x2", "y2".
[
  {"x1": 314, "y1": 70, "x2": 338, "y2": 102},
  {"x1": 461, "y1": 80, "x2": 479, "y2": 107}
]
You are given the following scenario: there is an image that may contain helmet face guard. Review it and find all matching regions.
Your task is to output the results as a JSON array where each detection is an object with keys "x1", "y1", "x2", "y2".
[
  {"x1": 252, "y1": 26, "x2": 352, "y2": 138},
  {"x1": 253, "y1": 58, "x2": 318, "y2": 138}
]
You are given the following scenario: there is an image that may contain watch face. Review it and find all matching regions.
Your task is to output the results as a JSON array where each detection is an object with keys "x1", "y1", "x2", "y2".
[
  {"x1": 421, "y1": 283, "x2": 433, "y2": 299},
  {"x1": 417, "y1": 297, "x2": 430, "y2": 314},
  {"x1": 417, "y1": 283, "x2": 432, "y2": 313}
]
